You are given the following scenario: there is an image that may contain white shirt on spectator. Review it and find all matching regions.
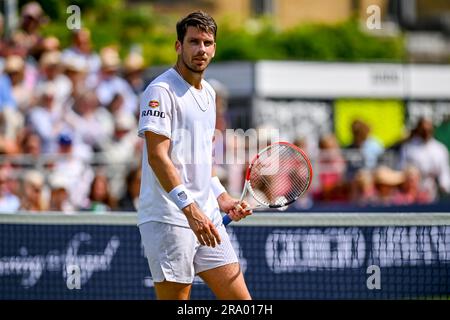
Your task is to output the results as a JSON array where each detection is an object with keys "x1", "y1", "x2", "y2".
[
  {"x1": 35, "y1": 75, "x2": 72, "y2": 116},
  {"x1": 27, "y1": 105, "x2": 63, "y2": 153},
  {"x1": 400, "y1": 136, "x2": 450, "y2": 199},
  {"x1": 96, "y1": 76, "x2": 138, "y2": 115},
  {"x1": 61, "y1": 47, "x2": 101, "y2": 75},
  {"x1": 64, "y1": 102, "x2": 114, "y2": 151}
]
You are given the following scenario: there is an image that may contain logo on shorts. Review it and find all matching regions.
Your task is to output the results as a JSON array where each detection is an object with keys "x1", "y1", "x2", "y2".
[
  {"x1": 148, "y1": 100, "x2": 159, "y2": 108},
  {"x1": 177, "y1": 191, "x2": 187, "y2": 201}
]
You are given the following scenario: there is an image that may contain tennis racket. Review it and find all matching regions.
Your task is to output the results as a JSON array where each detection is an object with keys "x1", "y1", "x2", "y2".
[{"x1": 223, "y1": 141, "x2": 313, "y2": 226}]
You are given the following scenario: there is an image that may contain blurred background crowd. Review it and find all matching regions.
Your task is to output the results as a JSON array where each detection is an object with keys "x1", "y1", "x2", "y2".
[
  {"x1": 0, "y1": 0, "x2": 449, "y2": 213},
  {"x1": 214, "y1": 115, "x2": 450, "y2": 211},
  {"x1": 0, "y1": 2, "x2": 144, "y2": 213}
]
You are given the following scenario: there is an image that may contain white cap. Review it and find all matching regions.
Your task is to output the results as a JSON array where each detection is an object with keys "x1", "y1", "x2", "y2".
[
  {"x1": 100, "y1": 47, "x2": 121, "y2": 70},
  {"x1": 40, "y1": 51, "x2": 61, "y2": 67},
  {"x1": 115, "y1": 112, "x2": 136, "y2": 131},
  {"x1": 49, "y1": 172, "x2": 69, "y2": 190},
  {"x1": 23, "y1": 170, "x2": 45, "y2": 188},
  {"x1": 5, "y1": 55, "x2": 25, "y2": 73},
  {"x1": 62, "y1": 55, "x2": 88, "y2": 73},
  {"x1": 124, "y1": 52, "x2": 145, "y2": 72}
]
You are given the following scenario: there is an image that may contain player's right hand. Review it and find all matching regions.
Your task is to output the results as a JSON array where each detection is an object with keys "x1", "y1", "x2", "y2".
[
  {"x1": 229, "y1": 200, "x2": 252, "y2": 221},
  {"x1": 183, "y1": 203, "x2": 221, "y2": 247}
]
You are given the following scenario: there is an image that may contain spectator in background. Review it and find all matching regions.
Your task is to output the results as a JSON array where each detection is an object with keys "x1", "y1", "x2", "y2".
[
  {"x1": 95, "y1": 47, "x2": 138, "y2": 116},
  {"x1": 102, "y1": 111, "x2": 140, "y2": 198},
  {"x1": 0, "y1": 69, "x2": 21, "y2": 148},
  {"x1": 123, "y1": 52, "x2": 146, "y2": 96},
  {"x1": 315, "y1": 134, "x2": 347, "y2": 202},
  {"x1": 51, "y1": 131, "x2": 94, "y2": 210},
  {"x1": 103, "y1": 111, "x2": 139, "y2": 158},
  {"x1": 41, "y1": 36, "x2": 60, "y2": 53},
  {"x1": 2, "y1": 162, "x2": 21, "y2": 200},
  {"x1": 349, "y1": 169, "x2": 376, "y2": 206},
  {"x1": 48, "y1": 172, "x2": 75, "y2": 213},
  {"x1": 373, "y1": 166, "x2": 404, "y2": 206},
  {"x1": 12, "y1": 2, "x2": 47, "y2": 60},
  {"x1": 61, "y1": 54, "x2": 89, "y2": 101},
  {"x1": 348, "y1": 119, "x2": 384, "y2": 173},
  {"x1": 61, "y1": 28, "x2": 101, "y2": 80},
  {"x1": 0, "y1": 66, "x2": 17, "y2": 110},
  {"x1": 0, "y1": 113, "x2": 21, "y2": 155},
  {"x1": 36, "y1": 51, "x2": 72, "y2": 115},
  {"x1": 85, "y1": 171, "x2": 116, "y2": 212},
  {"x1": 293, "y1": 136, "x2": 310, "y2": 155},
  {"x1": 18, "y1": 129, "x2": 42, "y2": 160},
  {"x1": 291, "y1": 137, "x2": 314, "y2": 209},
  {"x1": 209, "y1": 79, "x2": 230, "y2": 187},
  {"x1": 0, "y1": 12, "x2": 7, "y2": 57},
  {"x1": 399, "y1": 117, "x2": 450, "y2": 201},
  {"x1": 64, "y1": 89, "x2": 114, "y2": 152},
  {"x1": 208, "y1": 79, "x2": 229, "y2": 133},
  {"x1": 0, "y1": 166, "x2": 20, "y2": 213},
  {"x1": 106, "y1": 93, "x2": 125, "y2": 116},
  {"x1": 26, "y1": 83, "x2": 63, "y2": 153},
  {"x1": 434, "y1": 116, "x2": 450, "y2": 154},
  {"x1": 118, "y1": 166, "x2": 141, "y2": 211},
  {"x1": 1, "y1": 56, "x2": 20, "y2": 154},
  {"x1": 224, "y1": 133, "x2": 247, "y2": 198},
  {"x1": 393, "y1": 165, "x2": 432, "y2": 205},
  {"x1": 4, "y1": 55, "x2": 33, "y2": 114},
  {"x1": 19, "y1": 169, "x2": 47, "y2": 211}
]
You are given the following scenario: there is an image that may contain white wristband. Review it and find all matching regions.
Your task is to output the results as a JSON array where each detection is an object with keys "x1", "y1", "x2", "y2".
[
  {"x1": 168, "y1": 185, "x2": 194, "y2": 210},
  {"x1": 211, "y1": 176, "x2": 226, "y2": 199}
]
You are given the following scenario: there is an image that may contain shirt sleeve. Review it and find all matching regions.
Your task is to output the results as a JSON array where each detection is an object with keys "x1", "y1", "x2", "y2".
[
  {"x1": 0, "y1": 75, "x2": 17, "y2": 110},
  {"x1": 438, "y1": 145, "x2": 450, "y2": 193},
  {"x1": 138, "y1": 85, "x2": 173, "y2": 139}
]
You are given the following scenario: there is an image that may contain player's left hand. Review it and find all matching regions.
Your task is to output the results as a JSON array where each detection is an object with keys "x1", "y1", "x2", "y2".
[{"x1": 217, "y1": 193, "x2": 252, "y2": 222}]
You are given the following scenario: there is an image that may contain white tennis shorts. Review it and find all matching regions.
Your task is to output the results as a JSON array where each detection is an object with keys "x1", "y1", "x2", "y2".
[{"x1": 139, "y1": 221, "x2": 239, "y2": 284}]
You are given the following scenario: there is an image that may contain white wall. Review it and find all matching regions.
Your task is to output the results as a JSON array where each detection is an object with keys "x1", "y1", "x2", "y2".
[{"x1": 255, "y1": 61, "x2": 450, "y2": 99}]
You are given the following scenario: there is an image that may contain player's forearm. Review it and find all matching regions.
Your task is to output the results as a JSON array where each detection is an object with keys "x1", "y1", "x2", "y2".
[
  {"x1": 148, "y1": 148, "x2": 212, "y2": 224},
  {"x1": 147, "y1": 152, "x2": 182, "y2": 192},
  {"x1": 148, "y1": 151, "x2": 206, "y2": 221}
]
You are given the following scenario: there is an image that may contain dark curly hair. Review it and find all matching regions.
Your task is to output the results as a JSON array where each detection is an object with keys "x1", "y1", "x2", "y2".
[{"x1": 176, "y1": 11, "x2": 217, "y2": 43}]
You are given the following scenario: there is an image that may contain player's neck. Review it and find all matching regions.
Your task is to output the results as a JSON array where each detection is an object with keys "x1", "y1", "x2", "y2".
[{"x1": 174, "y1": 62, "x2": 203, "y2": 89}]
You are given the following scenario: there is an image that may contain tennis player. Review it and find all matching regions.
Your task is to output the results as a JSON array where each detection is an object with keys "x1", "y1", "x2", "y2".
[{"x1": 137, "y1": 11, "x2": 252, "y2": 300}]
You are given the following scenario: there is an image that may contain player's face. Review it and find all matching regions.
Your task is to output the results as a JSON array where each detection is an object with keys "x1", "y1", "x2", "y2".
[{"x1": 177, "y1": 26, "x2": 216, "y2": 73}]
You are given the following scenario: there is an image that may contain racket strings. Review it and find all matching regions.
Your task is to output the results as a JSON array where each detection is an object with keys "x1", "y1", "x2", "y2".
[{"x1": 249, "y1": 144, "x2": 311, "y2": 207}]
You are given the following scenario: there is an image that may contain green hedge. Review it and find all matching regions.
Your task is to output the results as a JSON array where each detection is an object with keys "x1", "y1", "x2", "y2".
[
  {"x1": 215, "y1": 19, "x2": 404, "y2": 62},
  {"x1": 34, "y1": 0, "x2": 404, "y2": 65}
]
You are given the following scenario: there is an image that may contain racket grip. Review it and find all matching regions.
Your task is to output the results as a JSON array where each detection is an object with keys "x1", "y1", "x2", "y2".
[{"x1": 222, "y1": 214, "x2": 232, "y2": 226}]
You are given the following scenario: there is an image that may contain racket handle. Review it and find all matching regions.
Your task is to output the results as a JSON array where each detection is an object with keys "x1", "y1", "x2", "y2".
[{"x1": 222, "y1": 214, "x2": 232, "y2": 226}]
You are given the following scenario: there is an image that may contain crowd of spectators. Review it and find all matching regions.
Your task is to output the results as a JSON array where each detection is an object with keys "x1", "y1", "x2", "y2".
[
  {"x1": 213, "y1": 113, "x2": 450, "y2": 209},
  {"x1": 294, "y1": 117, "x2": 450, "y2": 208},
  {"x1": 0, "y1": 2, "x2": 143, "y2": 213}
]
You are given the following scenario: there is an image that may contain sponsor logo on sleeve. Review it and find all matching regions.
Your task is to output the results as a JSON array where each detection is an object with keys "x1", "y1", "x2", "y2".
[
  {"x1": 149, "y1": 100, "x2": 159, "y2": 108},
  {"x1": 142, "y1": 99, "x2": 165, "y2": 118}
]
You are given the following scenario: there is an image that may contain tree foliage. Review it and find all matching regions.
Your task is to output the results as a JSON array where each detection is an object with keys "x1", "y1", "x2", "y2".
[{"x1": 35, "y1": 0, "x2": 404, "y2": 66}]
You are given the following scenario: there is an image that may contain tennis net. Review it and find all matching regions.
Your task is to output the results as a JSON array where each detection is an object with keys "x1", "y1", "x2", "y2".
[{"x1": 1, "y1": 212, "x2": 449, "y2": 299}]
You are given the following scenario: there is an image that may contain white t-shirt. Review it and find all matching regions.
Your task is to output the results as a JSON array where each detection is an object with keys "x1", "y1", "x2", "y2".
[
  {"x1": 400, "y1": 137, "x2": 450, "y2": 199},
  {"x1": 137, "y1": 68, "x2": 222, "y2": 227}
]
